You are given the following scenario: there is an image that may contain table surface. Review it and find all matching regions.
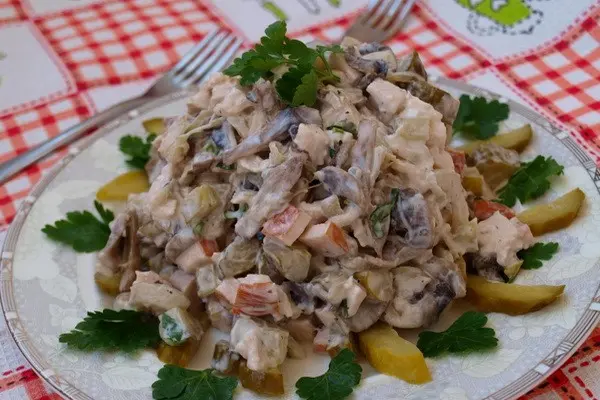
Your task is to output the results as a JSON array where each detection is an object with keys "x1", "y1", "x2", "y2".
[{"x1": 0, "y1": 0, "x2": 599, "y2": 399}]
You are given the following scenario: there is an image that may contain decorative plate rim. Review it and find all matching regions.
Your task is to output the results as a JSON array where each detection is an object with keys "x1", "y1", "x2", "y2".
[{"x1": 1, "y1": 78, "x2": 599, "y2": 400}]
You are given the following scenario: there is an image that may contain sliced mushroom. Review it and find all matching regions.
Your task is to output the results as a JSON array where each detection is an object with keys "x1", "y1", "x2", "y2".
[
  {"x1": 235, "y1": 151, "x2": 307, "y2": 238},
  {"x1": 211, "y1": 120, "x2": 237, "y2": 150},
  {"x1": 314, "y1": 166, "x2": 366, "y2": 208},
  {"x1": 221, "y1": 109, "x2": 300, "y2": 164},
  {"x1": 344, "y1": 46, "x2": 388, "y2": 88},
  {"x1": 390, "y1": 188, "x2": 433, "y2": 249},
  {"x1": 465, "y1": 252, "x2": 509, "y2": 283},
  {"x1": 343, "y1": 299, "x2": 387, "y2": 332},
  {"x1": 96, "y1": 210, "x2": 141, "y2": 293}
]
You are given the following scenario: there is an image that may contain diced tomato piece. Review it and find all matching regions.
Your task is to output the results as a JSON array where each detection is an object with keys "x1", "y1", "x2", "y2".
[
  {"x1": 232, "y1": 282, "x2": 280, "y2": 317},
  {"x1": 200, "y1": 239, "x2": 219, "y2": 257},
  {"x1": 473, "y1": 198, "x2": 516, "y2": 221},
  {"x1": 448, "y1": 149, "x2": 466, "y2": 175},
  {"x1": 329, "y1": 222, "x2": 349, "y2": 252}
]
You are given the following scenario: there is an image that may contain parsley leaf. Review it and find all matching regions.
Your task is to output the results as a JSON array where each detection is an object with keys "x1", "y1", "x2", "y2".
[
  {"x1": 453, "y1": 95, "x2": 509, "y2": 140},
  {"x1": 496, "y1": 155, "x2": 564, "y2": 206},
  {"x1": 224, "y1": 21, "x2": 342, "y2": 106},
  {"x1": 119, "y1": 134, "x2": 156, "y2": 169},
  {"x1": 295, "y1": 348, "x2": 362, "y2": 400},
  {"x1": 152, "y1": 366, "x2": 238, "y2": 400},
  {"x1": 59, "y1": 309, "x2": 161, "y2": 352},
  {"x1": 42, "y1": 200, "x2": 114, "y2": 252},
  {"x1": 417, "y1": 311, "x2": 498, "y2": 357},
  {"x1": 518, "y1": 242, "x2": 559, "y2": 270}
]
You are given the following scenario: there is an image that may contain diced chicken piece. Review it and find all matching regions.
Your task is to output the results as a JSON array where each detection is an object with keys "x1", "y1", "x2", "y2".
[
  {"x1": 129, "y1": 271, "x2": 190, "y2": 314},
  {"x1": 299, "y1": 221, "x2": 349, "y2": 257},
  {"x1": 478, "y1": 212, "x2": 534, "y2": 267},
  {"x1": 312, "y1": 274, "x2": 367, "y2": 317},
  {"x1": 366, "y1": 78, "x2": 408, "y2": 123},
  {"x1": 230, "y1": 317, "x2": 289, "y2": 372},
  {"x1": 206, "y1": 296, "x2": 234, "y2": 332},
  {"x1": 158, "y1": 307, "x2": 204, "y2": 346},
  {"x1": 262, "y1": 205, "x2": 311, "y2": 246},
  {"x1": 169, "y1": 269, "x2": 197, "y2": 299},
  {"x1": 132, "y1": 270, "x2": 169, "y2": 285},
  {"x1": 215, "y1": 278, "x2": 240, "y2": 305},
  {"x1": 293, "y1": 124, "x2": 330, "y2": 166},
  {"x1": 196, "y1": 264, "x2": 219, "y2": 298},
  {"x1": 320, "y1": 86, "x2": 361, "y2": 132},
  {"x1": 175, "y1": 241, "x2": 214, "y2": 273}
]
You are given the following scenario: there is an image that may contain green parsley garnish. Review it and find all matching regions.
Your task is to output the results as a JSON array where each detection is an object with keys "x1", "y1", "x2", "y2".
[
  {"x1": 496, "y1": 155, "x2": 564, "y2": 207},
  {"x1": 370, "y1": 189, "x2": 399, "y2": 238},
  {"x1": 119, "y1": 134, "x2": 156, "y2": 169},
  {"x1": 223, "y1": 21, "x2": 342, "y2": 106},
  {"x1": 295, "y1": 348, "x2": 362, "y2": 400},
  {"x1": 42, "y1": 201, "x2": 114, "y2": 252},
  {"x1": 202, "y1": 139, "x2": 220, "y2": 155},
  {"x1": 216, "y1": 162, "x2": 235, "y2": 170},
  {"x1": 417, "y1": 311, "x2": 498, "y2": 357},
  {"x1": 152, "y1": 366, "x2": 238, "y2": 400},
  {"x1": 518, "y1": 242, "x2": 559, "y2": 270},
  {"x1": 453, "y1": 95, "x2": 509, "y2": 140},
  {"x1": 59, "y1": 309, "x2": 160, "y2": 352}
]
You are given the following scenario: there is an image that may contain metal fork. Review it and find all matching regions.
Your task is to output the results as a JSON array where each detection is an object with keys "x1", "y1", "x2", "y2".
[
  {"x1": 345, "y1": 0, "x2": 417, "y2": 43},
  {"x1": 0, "y1": 29, "x2": 243, "y2": 184}
]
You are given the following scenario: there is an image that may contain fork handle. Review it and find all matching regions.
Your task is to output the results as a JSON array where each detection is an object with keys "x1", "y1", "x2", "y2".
[{"x1": 0, "y1": 96, "x2": 149, "y2": 184}]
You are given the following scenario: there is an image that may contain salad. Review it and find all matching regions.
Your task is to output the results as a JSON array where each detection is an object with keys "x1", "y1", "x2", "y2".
[{"x1": 43, "y1": 21, "x2": 585, "y2": 399}]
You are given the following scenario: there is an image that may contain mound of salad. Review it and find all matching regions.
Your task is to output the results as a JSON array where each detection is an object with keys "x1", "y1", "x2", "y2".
[{"x1": 44, "y1": 21, "x2": 585, "y2": 399}]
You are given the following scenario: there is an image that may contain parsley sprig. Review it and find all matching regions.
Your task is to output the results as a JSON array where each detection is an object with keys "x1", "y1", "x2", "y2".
[
  {"x1": 42, "y1": 201, "x2": 114, "y2": 252},
  {"x1": 370, "y1": 188, "x2": 399, "y2": 238},
  {"x1": 417, "y1": 311, "x2": 498, "y2": 357},
  {"x1": 59, "y1": 309, "x2": 161, "y2": 352},
  {"x1": 496, "y1": 155, "x2": 564, "y2": 207},
  {"x1": 120, "y1": 134, "x2": 156, "y2": 169},
  {"x1": 152, "y1": 366, "x2": 238, "y2": 400},
  {"x1": 295, "y1": 348, "x2": 362, "y2": 400},
  {"x1": 224, "y1": 21, "x2": 342, "y2": 106},
  {"x1": 453, "y1": 95, "x2": 509, "y2": 140},
  {"x1": 518, "y1": 242, "x2": 559, "y2": 270}
]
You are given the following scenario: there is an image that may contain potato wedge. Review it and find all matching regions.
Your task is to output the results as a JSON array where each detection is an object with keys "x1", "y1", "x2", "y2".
[
  {"x1": 156, "y1": 338, "x2": 200, "y2": 367},
  {"x1": 238, "y1": 360, "x2": 284, "y2": 396},
  {"x1": 358, "y1": 323, "x2": 431, "y2": 384},
  {"x1": 458, "y1": 124, "x2": 533, "y2": 154},
  {"x1": 96, "y1": 170, "x2": 150, "y2": 201},
  {"x1": 466, "y1": 275, "x2": 564, "y2": 315},
  {"x1": 143, "y1": 118, "x2": 166, "y2": 135},
  {"x1": 517, "y1": 188, "x2": 585, "y2": 236}
]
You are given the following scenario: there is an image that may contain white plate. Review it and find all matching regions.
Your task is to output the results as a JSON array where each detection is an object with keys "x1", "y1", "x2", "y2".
[{"x1": 2, "y1": 78, "x2": 600, "y2": 400}]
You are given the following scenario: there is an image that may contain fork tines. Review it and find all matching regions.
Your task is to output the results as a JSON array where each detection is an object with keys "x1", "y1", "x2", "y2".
[{"x1": 172, "y1": 29, "x2": 244, "y2": 86}]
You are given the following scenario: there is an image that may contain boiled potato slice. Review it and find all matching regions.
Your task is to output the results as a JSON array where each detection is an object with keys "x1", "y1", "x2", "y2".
[
  {"x1": 143, "y1": 118, "x2": 166, "y2": 135},
  {"x1": 517, "y1": 188, "x2": 585, "y2": 236},
  {"x1": 358, "y1": 323, "x2": 431, "y2": 384},
  {"x1": 458, "y1": 124, "x2": 533, "y2": 154},
  {"x1": 156, "y1": 338, "x2": 200, "y2": 367},
  {"x1": 466, "y1": 275, "x2": 564, "y2": 315},
  {"x1": 96, "y1": 170, "x2": 149, "y2": 201},
  {"x1": 238, "y1": 360, "x2": 284, "y2": 396},
  {"x1": 94, "y1": 272, "x2": 121, "y2": 295}
]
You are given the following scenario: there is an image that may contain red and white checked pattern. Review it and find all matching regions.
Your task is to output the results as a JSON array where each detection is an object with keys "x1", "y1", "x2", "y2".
[
  {"x1": 0, "y1": 367, "x2": 61, "y2": 400},
  {"x1": 0, "y1": 0, "x2": 26, "y2": 23},
  {"x1": 497, "y1": 12, "x2": 600, "y2": 149}
]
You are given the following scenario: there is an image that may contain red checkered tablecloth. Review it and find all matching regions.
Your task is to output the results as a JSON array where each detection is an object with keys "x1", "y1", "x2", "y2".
[{"x1": 1, "y1": 0, "x2": 599, "y2": 399}]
